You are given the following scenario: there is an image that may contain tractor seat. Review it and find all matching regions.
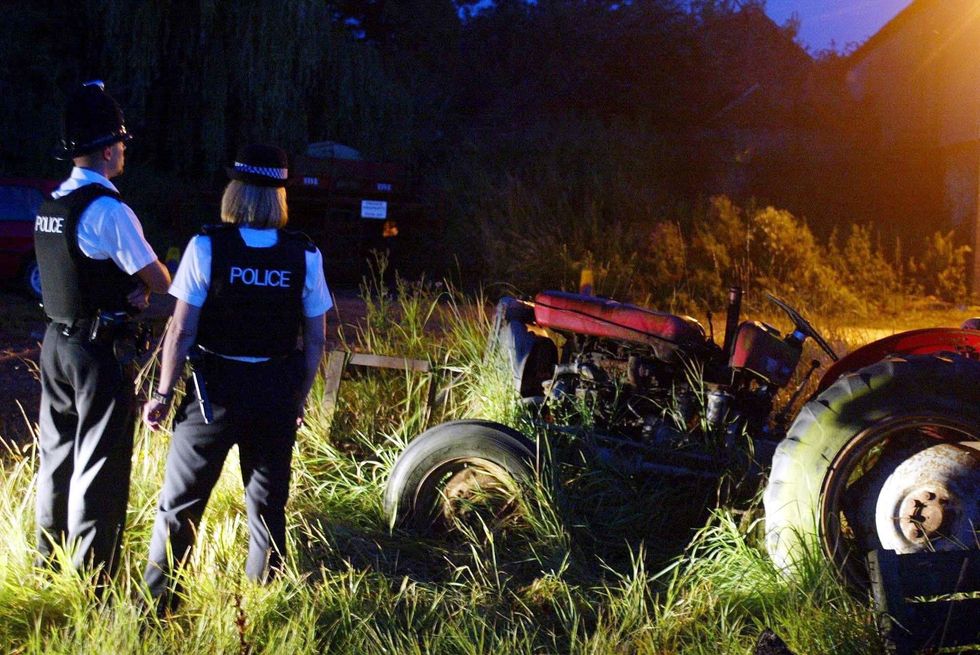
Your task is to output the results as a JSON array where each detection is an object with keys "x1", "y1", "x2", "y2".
[{"x1": 533, "y1": 291, "x2": 706, "y2": 358}]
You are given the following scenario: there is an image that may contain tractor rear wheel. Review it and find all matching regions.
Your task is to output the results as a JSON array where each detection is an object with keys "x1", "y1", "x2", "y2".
[{"x1": 764, "y1": 354, "x2": 980, "y2": 590}]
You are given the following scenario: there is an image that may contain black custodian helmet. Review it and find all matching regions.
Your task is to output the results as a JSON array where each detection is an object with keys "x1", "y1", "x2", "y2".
[{"x1": 54, "y1": 80, "x2": 132, "y2": 160}]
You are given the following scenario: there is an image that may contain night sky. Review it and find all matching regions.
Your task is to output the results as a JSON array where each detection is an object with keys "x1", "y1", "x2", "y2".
[
  {"x1": 765, "y1": 0, "x2": 913, "y2": 53},
  {"x1": 467, "y1": 2, "x2": 914, "y2": 54}
]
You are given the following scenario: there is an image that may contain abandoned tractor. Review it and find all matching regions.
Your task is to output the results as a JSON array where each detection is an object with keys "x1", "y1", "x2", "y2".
[{"x1": 384, "y1": 287, "x2": 980, "y2": 588}]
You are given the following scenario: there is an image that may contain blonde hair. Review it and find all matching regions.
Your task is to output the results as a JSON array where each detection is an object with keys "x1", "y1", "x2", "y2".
[{"x1": 220, "y1": 180, "x2": 288, "y2": 228}]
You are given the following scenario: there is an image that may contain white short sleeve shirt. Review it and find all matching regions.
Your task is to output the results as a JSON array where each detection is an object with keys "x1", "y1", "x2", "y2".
[{"x1": 52, "y1": 167, "x2": 158, "y2": 275}]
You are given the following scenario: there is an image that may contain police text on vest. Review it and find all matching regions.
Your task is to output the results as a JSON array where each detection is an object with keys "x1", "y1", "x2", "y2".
[
  {"x1": 229, "y1": 266, "x2": 291, "y2": 287},
  {"x1": 35, "y1": 215, "x2": 65, "y2": 233}
]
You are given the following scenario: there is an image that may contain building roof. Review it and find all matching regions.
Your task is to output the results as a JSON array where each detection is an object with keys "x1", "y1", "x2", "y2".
[{"x1": 848, "y1": 0, "x2": 935, "y2": 63}]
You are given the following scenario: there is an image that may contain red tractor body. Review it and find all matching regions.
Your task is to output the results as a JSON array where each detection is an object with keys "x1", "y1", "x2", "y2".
[{"x1": 385, "y1": 286, "x2": 980, "y2": 595}]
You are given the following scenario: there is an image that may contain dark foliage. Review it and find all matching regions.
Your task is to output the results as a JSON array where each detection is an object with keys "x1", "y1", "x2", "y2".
[
  {"x1": 0, "y1": 0, "x2": 817, "y2": 176},
  {"x1": 0, "y1": 0, "x2": 963, "y2": 303}
]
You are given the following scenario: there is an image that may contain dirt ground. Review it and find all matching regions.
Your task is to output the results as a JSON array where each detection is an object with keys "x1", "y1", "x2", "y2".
[
  {"x1": 0, "y1": 287, "x2": 365, "y2": 447},
  {"x1": 0, "y1": 332, "x2": 43, "y2": 445}
]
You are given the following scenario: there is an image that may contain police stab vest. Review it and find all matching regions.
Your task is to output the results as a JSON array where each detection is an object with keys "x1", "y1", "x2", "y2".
[
  {"x1": 34, "y1": 184, "x2": 138, "y2": 322},
  {"x1": 196, "y1": 225, "x2": 309, "y2": 357}
]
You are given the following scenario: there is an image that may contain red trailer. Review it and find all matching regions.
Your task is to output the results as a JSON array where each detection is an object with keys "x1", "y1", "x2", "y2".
[{"x1": 287, "y1": 142, "x2": 435, "y2": 280}]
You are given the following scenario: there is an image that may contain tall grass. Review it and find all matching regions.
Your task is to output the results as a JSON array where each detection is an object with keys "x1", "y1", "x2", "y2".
[{"x1": 0, "y1": 268, "x2": 882, "y2": 654}]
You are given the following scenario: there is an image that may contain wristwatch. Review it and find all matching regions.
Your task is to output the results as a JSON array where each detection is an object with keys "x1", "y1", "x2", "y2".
[{"x1": 151, "y1": 390, "x2": 173, "y2": 404}]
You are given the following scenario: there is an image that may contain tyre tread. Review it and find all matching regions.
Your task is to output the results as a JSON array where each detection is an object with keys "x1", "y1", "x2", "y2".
[{"x1": 764, "y1": 353, "x2": 980, "y2": 579}]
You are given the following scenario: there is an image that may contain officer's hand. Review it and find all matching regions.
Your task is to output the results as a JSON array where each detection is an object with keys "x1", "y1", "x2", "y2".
[
  {"x1": 127, "y1": 283, "x2": 151, "y2": 312},
  {"x1": 296, "y1": 406, "x2": 305, "y2": 429},
  {"x1": 143, "y1": 399, "x2": 169, "y2": 431}
]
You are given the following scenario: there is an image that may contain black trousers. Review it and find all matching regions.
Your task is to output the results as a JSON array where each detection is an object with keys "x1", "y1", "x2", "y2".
[
  {"x1": 36, "y1": 322, "x2": 136, "y2": 577},
  {"x1": 144, "y1": 351, "x2": 304, "y2": 609}
]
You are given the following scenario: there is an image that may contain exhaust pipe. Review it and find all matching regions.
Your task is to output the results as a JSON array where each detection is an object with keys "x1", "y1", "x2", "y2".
[{"x1": 722, "y1": 286, "x2": 742, "y2": 361}]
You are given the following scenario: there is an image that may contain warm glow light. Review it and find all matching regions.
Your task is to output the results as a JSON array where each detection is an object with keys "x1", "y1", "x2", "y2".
[{"x1": 915, "y1": 1, "x2": 980, "y2": 75}]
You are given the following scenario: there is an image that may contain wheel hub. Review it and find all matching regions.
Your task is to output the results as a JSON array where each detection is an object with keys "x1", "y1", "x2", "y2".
[
  {"x1": 897, "y1": 485, "x2": 950, "y2": 542},
  {"x1": 876, "y1": 442, "x2": 980, "y2": 553},
  {"x1": 440, "y1": 462, "x2": 516, "y2": 526}
]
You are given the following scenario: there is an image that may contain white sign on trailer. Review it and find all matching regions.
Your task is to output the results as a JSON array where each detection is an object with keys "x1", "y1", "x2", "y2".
[{"x1": 361, "y1": 200, "x2": 388, "y2": 219}]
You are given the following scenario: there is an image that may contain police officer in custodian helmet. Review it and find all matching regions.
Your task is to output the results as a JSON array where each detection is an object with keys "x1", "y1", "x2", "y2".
[
  {"x1": 141, "y1": 143, "x2": 330, "y2": 612},
  {"x1": 34, "y1": 81, "x2": 172, "y2": 581}
]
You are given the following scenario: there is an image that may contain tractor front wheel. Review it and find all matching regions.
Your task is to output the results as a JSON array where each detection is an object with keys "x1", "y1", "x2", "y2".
[{"x1": 384, "y1": 420, "x2": 537, "y2": 534}]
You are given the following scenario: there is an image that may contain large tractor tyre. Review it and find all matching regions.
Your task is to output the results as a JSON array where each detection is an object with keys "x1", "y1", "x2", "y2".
[
  {"x1": 764, "y1": 354, "x2": 980, "y2": 590},
  {"x1": 384, "y1": 420, "x2": 537, "y2": 533}
]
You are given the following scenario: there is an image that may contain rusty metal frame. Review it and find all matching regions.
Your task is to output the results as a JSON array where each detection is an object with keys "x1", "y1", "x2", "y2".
[{"x1": 321, "y1": 350, "x2": 440, "y2": 418}]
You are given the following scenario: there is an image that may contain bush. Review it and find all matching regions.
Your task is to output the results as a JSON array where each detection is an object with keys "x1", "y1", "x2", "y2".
[
  {"x1": 908, "y1": 230, "x2": 971, "y2": 304},
  {"x1": 827, "y1": 224, "x2": 903, "y2": 314},
  {"x1": 636, "y1": 197, "x2": 865, "y2": 316},
  {"x1": 444, "y1": 120, "x2": 952, "y2": 318},
  {"x1": 442, "y1": 120, "x2": 675, "y2": 295}
]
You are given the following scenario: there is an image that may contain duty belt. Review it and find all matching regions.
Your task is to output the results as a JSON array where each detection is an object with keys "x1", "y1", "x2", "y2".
[
  {"x1": 50, "y1": 317, "x2": 95, "y2": 338},
  {"x1": 50, "y1": 310, "x2": 130, "y2": 340}
]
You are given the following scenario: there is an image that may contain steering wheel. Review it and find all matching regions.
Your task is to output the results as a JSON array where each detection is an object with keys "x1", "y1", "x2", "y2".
[{"x1": 766, "y1": 293, "x2": 839, "y2": 362}]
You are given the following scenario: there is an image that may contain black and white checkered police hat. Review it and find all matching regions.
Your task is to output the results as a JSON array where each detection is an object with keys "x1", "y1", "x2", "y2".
[{"x1": 227, "y1": 143, "x2": 290, "y2": 188}]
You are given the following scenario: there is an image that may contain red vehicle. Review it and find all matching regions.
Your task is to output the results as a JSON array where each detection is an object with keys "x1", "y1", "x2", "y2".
[
  {"x1": 385, "y1": 287, "x2": 980, "y2": 594},
  {"x1": 286, "y1": 143, "x2": 433, "y2": 280},
  {"x1": 0, "y1": 178, "x2": 58, "y2": 298}
]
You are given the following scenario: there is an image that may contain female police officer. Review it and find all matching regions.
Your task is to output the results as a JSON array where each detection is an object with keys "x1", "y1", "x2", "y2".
[{"x1": 141, "y1": 144, "x2": 330, "y2": 612}]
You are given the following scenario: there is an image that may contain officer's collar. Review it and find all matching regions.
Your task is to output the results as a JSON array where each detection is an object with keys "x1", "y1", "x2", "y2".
[{"x1": 69, "y1": 166, "x2": 119, "y2": 193}]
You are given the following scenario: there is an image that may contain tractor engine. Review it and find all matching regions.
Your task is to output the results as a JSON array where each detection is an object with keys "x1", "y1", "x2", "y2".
[
  {"x1": 494, "y1": 291, "x2": 802, "y2": 447},
  {"x1": 542, "y1": 344, "x2": 700, "y2": 445},
  {"x1": 494, "y1": 294, "x2": 735, "y2": 446}
]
